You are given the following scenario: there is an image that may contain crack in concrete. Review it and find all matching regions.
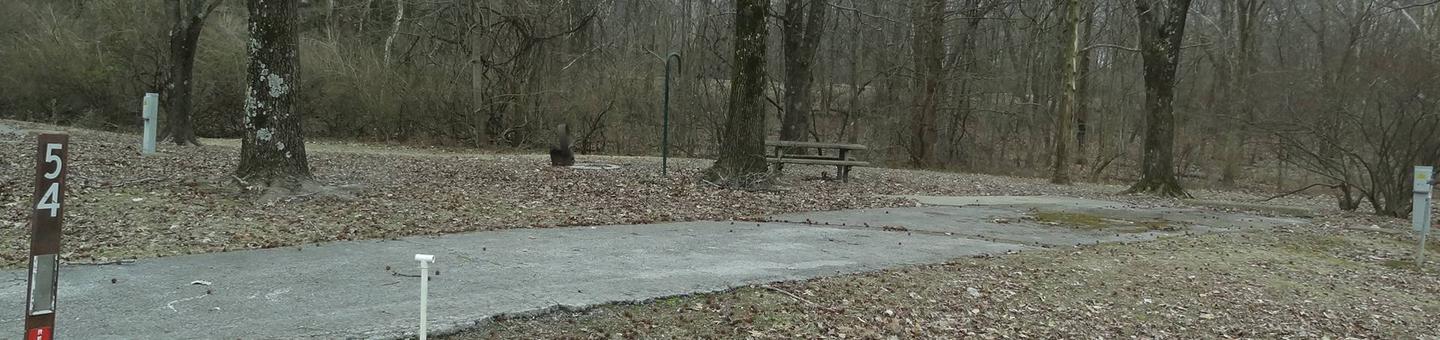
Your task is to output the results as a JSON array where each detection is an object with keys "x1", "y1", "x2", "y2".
[{"x1": 164, "y1": 293, "x2": 209, "y2": 313}]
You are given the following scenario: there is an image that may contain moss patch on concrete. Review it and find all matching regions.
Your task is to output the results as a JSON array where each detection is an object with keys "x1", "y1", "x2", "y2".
[
  {"x1": 1031, "y1": 211, "x2": 1110, "y2": 228},
  {"x1": 1029, "y1": 210, "x2": 1182, "y2": 233}
]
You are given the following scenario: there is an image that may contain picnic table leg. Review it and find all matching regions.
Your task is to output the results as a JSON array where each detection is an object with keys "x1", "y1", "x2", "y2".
[{"x1": 771, "y1": 146, "x2": 783, "y2": 174}]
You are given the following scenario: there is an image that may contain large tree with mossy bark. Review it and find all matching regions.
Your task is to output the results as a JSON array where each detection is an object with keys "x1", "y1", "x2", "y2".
[
  {"x1": 237, "y1": 0, "x2": 312, "y2": 190},
  {"x1": 1125, "y1": 0, "x2": 1193, "y2": 197},
  {"x1": 704, "y1": 0, "x2": 771, "y2": 187}
]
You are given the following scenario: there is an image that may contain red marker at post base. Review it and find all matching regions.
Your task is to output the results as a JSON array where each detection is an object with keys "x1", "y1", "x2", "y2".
[
  {"x1": 25, "y1": 133, "x2": 67, "y2": 340},
  {"x1": 26, "y1": 327, "x2": 52, "y2": 340}
]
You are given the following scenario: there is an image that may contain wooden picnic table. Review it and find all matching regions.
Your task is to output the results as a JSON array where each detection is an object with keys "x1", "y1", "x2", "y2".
[{"x1": 765, "y1": 140, "x2": 870, "y2": 182}]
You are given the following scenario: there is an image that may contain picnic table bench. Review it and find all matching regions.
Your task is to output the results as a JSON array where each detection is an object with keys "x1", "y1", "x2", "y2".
[{"x1": 766, "y1": 140, "x2": 870, "y2": 182}]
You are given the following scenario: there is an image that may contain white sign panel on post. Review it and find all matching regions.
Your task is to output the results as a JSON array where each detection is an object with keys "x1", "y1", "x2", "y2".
[
  {"x1": 1415, "y1": 166, "x2": 1433, "y2": 193},
  {"x1": 1416, "y1": 166, "x2": 1433, "y2": 234},
  {"x1": 1414, "y1": 166, "x2": 1433, "y2": 265}
]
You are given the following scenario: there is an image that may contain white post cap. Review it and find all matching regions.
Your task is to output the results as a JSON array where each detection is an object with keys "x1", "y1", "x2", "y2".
[{"x1": 414, "y1": 254, "x2": 435, "y2": 263}]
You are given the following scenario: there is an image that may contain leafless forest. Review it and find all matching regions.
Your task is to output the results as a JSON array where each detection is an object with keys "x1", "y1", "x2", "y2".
[{"x1": 1, "y1": 0, "x2": 1437, "y2": 215}]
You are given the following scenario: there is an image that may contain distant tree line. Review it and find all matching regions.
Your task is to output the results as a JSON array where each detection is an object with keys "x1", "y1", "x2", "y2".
[{"x1": 0, "y1": 0, "x2": 1436, "y2": 214}]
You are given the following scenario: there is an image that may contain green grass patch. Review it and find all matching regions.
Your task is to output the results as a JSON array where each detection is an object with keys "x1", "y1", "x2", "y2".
[
  {"x1": 1382, "y1": 259, "x2": 1424, "y2": 271},
  {"x1": 1031, "y1": 211, "x2": 1109, "y2": 229},
  {"x1": 1135, "y1": 220, "x2": 1179, "y2": 231},
  {"x1": 1280, "y1": 235, "x2": 1352, "y2": 256}
]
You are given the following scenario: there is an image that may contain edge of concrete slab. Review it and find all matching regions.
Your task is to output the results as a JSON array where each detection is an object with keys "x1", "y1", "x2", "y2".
[
  {"x1": 405, "y1": 271, "x2": 838, "y2": 339},
  {"x1": 886, "y1": 195, "x2": 1132, "y2": 209},
  {"x1": 1180, "y1": 199, "x2": 1319, "y2": 218},
  {"x1": 378, "y1": 247, "x2": 1031, "y2": 340},
  {"x1": 891, "y1": 195, "x2": 1319, "y2": 218},
  {"x1": 4, "y1": 219, "x2": 1022, "y2": 340}
]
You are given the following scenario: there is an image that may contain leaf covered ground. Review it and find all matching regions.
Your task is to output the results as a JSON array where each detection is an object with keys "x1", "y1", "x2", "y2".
[
  {"x1": 0, "y1": 121, "x2": 877, "y2": 266},
  {"x1": 455, "y1": 215, "x2": 1440, "y2": 339},
  {"x1": 0, "y1": 120, "x2": 1330, "y2": 267},
  {"x1": 3, "y1": 121, "x2": 1436, "y2": 338}
]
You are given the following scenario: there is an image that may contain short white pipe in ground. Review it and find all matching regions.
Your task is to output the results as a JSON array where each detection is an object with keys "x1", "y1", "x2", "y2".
[{"x1": 415, "y1": 254, "x2": 435, "y2": 340}]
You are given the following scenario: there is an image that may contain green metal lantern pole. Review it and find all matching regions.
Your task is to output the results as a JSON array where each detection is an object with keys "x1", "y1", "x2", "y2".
[{"x1": 662, "y1": 53, "x2": 681, "y2": 176}]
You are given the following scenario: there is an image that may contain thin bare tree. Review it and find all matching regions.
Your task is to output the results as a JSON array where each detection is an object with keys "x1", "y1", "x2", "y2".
[
  {"x1": 162, "y1": 0, "x2": 223, "y2": 146},
  {"x1": 383, "y1": 0, "x2": 405, "y2": 65},
  {"x1": 779, "y1": 0, "x2": 828, "y2": 149},
  {"x1": 1052, "y1": 0, "x2": 1084, "y2": 184},
  {"x1": 909, "y1": 0, "x2": 945, "y2": 168}
]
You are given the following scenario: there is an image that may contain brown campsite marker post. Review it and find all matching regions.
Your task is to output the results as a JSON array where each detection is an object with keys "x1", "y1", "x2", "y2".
[{"x1": 24, "y1": 133, "x2": 68, "y2": 340}]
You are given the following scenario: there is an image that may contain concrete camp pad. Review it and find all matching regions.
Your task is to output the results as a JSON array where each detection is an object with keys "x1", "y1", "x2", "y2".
[
  {"x1": 0, "y1": 221, "x2": 1024, "y2": 339},
  {"x1": 0, "y1": 196, "x2": 1305, "y2": 339}
]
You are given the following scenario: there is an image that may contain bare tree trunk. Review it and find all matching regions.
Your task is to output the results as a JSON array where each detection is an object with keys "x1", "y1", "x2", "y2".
[
  {"x1": 468, "y1": 0, "x2": 489, "y2": 146},
  {"x1": 238, "y1": 0, "x2": 312, "y2": 190},
  {"x1": 568, "y1": 0, "x2": 595, "y2": 54},
  {"x1": 163, "y1": 0, "x2": 221, "y2": 147},
  {"x1": 1220, "y1": 0, "x2": 1261, "y2": 186},
  {"x1": 1125, "y1": 0, "x2": 1193, "y2": 197},
  {"x1": 326, "y1": 0, "x2": 337, "y2": 41},
  {"x1": 946, "y1": 0, "x2": 996, "y2": 167},
  {"x1": 383, "y1": 0, "x2": 405, "y2": 66},
  {"x1": 1051, "y1": 0, "x2": 1082, "y2": 184},
  {"x1": 550, "y1": 124, "x2": 575, "y2": 166},
  {"x1": 360, "y1": 0, "x2": 374, "y2": 32},
  {"x1": 1210, "y1": 0, "x2": 1236, "y2": 185},
  {"x1": 779, "y1": 0, "x2": 827, "y2": 149},
  {"x1": 1075, "y1": 7, "x2": 1094, "y2": 165},
  {"x1": 705, "y1": 0, "x2": 771, "y2": 187},
  {"x1": 841, "y1": 10, "x2": 864, "y2": 143},
  {"x1": 909, "y1": 0, "x2": 945, "y2": 168}
]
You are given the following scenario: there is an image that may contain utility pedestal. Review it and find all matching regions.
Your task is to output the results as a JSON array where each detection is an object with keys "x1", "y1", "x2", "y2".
[{"x1": 141, "y1": 93, "x2": 158, "y2": 155}]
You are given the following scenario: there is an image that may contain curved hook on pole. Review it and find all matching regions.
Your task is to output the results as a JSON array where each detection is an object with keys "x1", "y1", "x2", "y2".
[{"x1": 666, "y1": 53, "x2": 682, "y2": 74}]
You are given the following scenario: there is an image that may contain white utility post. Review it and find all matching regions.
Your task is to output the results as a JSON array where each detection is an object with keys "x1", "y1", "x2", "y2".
[
  {"x1": 141, "y1": 93, "x2": 159, "y2": 155},
  {"x1": 414, "y1": 254, "x2": 435, "y2": 340},
  {"x1": 1415, "y1": 166, "x2": 1434, "y2": 265}
]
